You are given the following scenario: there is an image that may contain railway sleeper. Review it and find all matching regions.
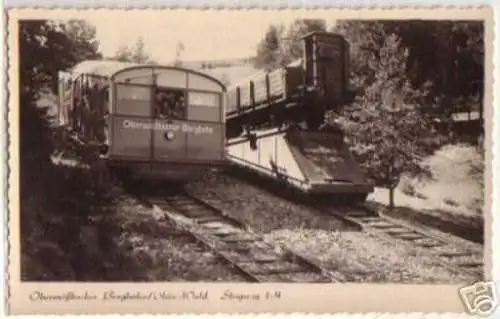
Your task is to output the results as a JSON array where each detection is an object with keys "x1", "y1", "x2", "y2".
[
  {"x1": 224, "y1": 246, "x2": 252, "y2": 254},
  {"x1": 208, "y1": 228, "x2": 243, "y2": 237},
  {"x1": 201, "y1": 221, "x2": 231, "y2": 230},
  {"x1": 231, "y1": 248, "x2": 281, "y2": 263},
  {"x1": 363, "y1": 223, "x2": 400, "y2": 230},
  {"x1": 254, "y1": 273, "x2": 332, "y2": 283},
  {"x1": 220, "y1": 234, "x2": 260, "y2": 243},
  {"x1": 219, "y1": 250, "x2": 270, "y2": 263},
  {"x1": 238, "y1": 262, "x2": 306, "y2": 275},
  {"x1": 457, "y1": 261, "x2": 483, "y2": 268},
  {"x1": 146, "y1": 199, "x2": 172, "y2": 206},
  {"x1": 180, "y1": 210, "x2": 214, "y2": 219},
  {"x1": 214, "y1": 242, "x2": 260, "y2": 252},
  {"x1": 285, "y1": 275, "x2": 333, "y2": 283},
  {"x1": 178, "y1": 204, "x2": 210, "y2": 212},
  {"x1": 355, "y1": 216, "x2": 382, "y2": 223},
  {"x1": 196, "y1": 216, "x2": 226, "y2": 224},
  {"x1": 167, "y1": 199, "x2": 202, "y2": 207},
  {"x1": 439, "y1": 251, "x2": 472, "y2": 258},
  {"x1": 165, "y1": 196, "x2": 192, "y2": 203},
  {"x1": 392, "y1": 233, "x2": 424, "y2": 241},
  {"x1": 345, "y1": 212, "x2": 374, "y2": 218},
  {"x1": 385, "y1": 229, "x2": 415, "y2": 236},
  {"x1": 253, "y1": 274, "x2": 288, "y2": 282},
  {"x1": 336, "y1": 206, "x2": 374, "y2": 216},
  {"x1": 414, "y1": 241, "x2": 444, "y2": 248}
]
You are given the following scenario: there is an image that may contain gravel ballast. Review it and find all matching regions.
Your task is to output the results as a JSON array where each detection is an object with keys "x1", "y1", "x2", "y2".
[
  {"x1": 187, "y1": 172, "x2": 483, "y2": 284},
  {"x1": 264, "y1": 229, "x2": 480, "y2": 284},
  {"x1": 187, "y1": 173, "x2": 347, "y2": 233}
]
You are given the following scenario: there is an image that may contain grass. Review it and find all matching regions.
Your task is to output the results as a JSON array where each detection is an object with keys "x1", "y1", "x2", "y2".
[
  {"x1": 367, "y1": 144, "x2": 484, "y2": 244},
  {"x1": 113, "y1": 193, "x2": 245, "y2": 282},
  {"x1": 21, "y1": 153, "x2": 244, "y2": 282},
  {"x1": 21, "y1": 157, "x2": 128, "y2": 281}
]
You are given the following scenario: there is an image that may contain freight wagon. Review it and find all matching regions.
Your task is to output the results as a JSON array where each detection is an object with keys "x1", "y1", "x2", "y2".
[
  {"x1": 225, "y1": 32, "x2": 352, "y2": 138},
  {"x1": 225, "y1": 32, "x2": 374, "y2": 201}
]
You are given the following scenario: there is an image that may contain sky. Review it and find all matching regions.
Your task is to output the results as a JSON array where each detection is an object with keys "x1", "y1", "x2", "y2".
[{"x1": 78, "y1": 10, "x2": 337, "y2": 64}]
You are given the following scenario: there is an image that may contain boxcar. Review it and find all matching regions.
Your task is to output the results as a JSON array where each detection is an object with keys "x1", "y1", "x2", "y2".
[{"x1": 58, "y1": 60, "x2": 227, "y2": 181}]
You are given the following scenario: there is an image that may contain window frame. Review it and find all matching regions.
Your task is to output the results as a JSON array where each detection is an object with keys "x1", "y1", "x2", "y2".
[
  {"x1": 112, "y1": 82, "x2": 152, "y2": 118},
  {"x1": 111, "y1": 75, "x2": 224, "y2": 122},
  {"x1": 187, "y1": 90, "x2": 221, "y2": 108},
  {"x1": 153, "y1": 86, "x2": 188, "y2": 120}
]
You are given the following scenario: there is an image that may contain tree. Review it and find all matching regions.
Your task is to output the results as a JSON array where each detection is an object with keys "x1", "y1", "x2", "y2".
[
  {"x1": 254, "y1": 24, "x2": 286, "y2": 71},
  {"x1": 45, "y1": 20, "x2": 102, "y2": 93},
  {"x1": 114, "y1": 37, "x2": 156, "y2": 64},
  {"x1": 338, "y1": 31, "x2": 439, "y2": 209},
  {"x1": 19, "y1": 19, "x2": 103, "y2": 172},
  {"x1": 333, "y1": 21, "x2": 388, "y2": 90},
  {"x1": 283, "y1": 19, "x2": 326, "y2": 64},
  {"x1": 254, "y1": 19, "x2": 327, "y2": 71},
  {"x1": 20, "y1": 19, "x2": 104, "y2": 278},
  {"x1": 60, "y1": 20, "x2": 102, "y2": 61},
  {"x1": 19, "y1": 18, "x2": 103, "y2": 196},
  {"x1": 334, "y1": 20, "x2": 484, "y2": 129}
]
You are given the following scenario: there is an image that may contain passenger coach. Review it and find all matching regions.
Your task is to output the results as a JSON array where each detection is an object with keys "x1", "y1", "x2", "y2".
[{"x1": 58, "y1": 60, "x2": 227, "y2": 181}]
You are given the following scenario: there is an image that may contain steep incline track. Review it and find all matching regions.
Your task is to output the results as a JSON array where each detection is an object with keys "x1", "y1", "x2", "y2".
[
  {"x1": 215, "y1": 170, "x2": 483, "y2": 279},
  {"x1": 136, "y1": 186, "x2": 340, "y2": 283},
  {"x1": 321, "y1": 203, "x2": 483, "y2": 278}
]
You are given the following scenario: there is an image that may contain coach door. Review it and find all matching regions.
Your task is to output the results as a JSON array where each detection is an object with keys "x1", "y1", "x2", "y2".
[
  {"x1": 185, "y1": 89, "x2": 224, "y2": 161},
  {"x1": 152, "y1": 69, "x2": 190, "y2": 161},
  {"x1": 184, "y1": 73, "x2": 225, "y2": 161}
]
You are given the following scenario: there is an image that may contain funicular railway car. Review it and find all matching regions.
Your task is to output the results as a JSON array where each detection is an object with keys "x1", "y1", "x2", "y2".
[
  {"x1": 225, "y1": 32, "x2": 374, "y2": 200},
  {"x1": 57, "y1": 60, "x2": 226, "y2": 181}
]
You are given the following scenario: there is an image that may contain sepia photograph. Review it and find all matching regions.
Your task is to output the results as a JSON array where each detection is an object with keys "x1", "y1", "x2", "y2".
[{"x1": 7, "y1": 7, "x2": 494, "y2": 315}]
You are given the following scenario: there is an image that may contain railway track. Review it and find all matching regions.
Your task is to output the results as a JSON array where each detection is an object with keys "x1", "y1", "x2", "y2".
[
  {"x1": 317, "y1": 202, "x2": 483, "y2": 278},
  {"x1": 202, "y1": 171, "x2": 484, "y2": 279},
  {"x1": 134, "y1": 185, "x2": 340, "y2": 283}
]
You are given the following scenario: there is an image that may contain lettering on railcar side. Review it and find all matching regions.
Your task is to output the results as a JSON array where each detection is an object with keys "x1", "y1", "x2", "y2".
[{"x1": 122, "y1": 120, "x2": 215, "y2": 135}]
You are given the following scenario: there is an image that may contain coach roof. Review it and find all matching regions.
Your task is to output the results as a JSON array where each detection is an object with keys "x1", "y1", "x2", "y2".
[
  {"x1": 70, "y1": 59, "x2": 226, "y2": 90},
  {"x1": 71, "y1": 60, "x2": 143, "y2": 79}
]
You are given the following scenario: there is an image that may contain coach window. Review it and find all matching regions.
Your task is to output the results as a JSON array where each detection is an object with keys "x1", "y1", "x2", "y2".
[
  {"x1": 115, "y1": 84, "x2": 152, "y2": 117},
  {"x1": 187, "y1": 91, "x2": 221, "y2": 122},
  {"x1": 154, "y1": 88, "x2": 186, "y2": 120},
  {"x1": 73, "y1": 77, "x2": 84, "y2": 132}
]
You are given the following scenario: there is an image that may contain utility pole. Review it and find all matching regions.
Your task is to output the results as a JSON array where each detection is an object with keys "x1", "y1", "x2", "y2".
[{"x1": 173, "y1": 41, "x2": 185, "y2": 67}]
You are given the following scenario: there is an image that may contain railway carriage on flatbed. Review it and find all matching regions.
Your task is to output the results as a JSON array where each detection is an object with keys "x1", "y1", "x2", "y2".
[
  {"x1": 57, "y1": 60, "x2": 226, "y2": 181},
  {"x1": 224, "y1": 32, "x2": 374, "y2": 201}
]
